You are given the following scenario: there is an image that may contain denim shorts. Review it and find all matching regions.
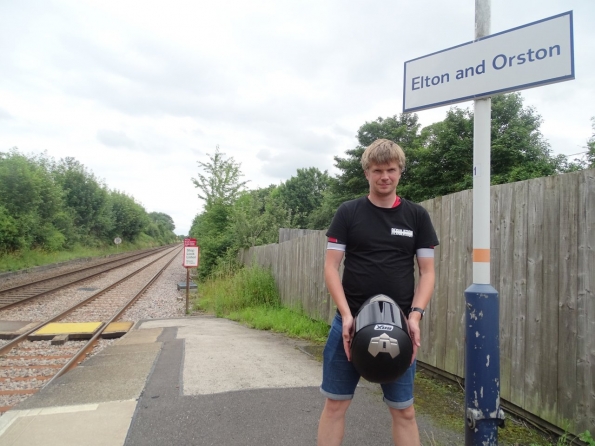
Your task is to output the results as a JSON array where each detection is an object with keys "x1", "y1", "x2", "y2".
[{"x1": 320, "y1": 313, "x2": 416, "y2": 409}]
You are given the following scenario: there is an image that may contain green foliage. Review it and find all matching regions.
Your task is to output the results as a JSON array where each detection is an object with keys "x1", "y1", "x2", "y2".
[
  {"x1": 189, "y1": 94, "x2": 592, "y2": 265},
  {"x1": 277, "y1": 167, "x2": 330, "y2": 229},
  {"x1": 149, "y1": 212, "x2": 175, "y2": 232},
  {"x1": 0, "y1": 149, "x2": 69, "y2": 252},
  {"x1": 146, "y1": 212, "x2": 177, "y2": 243},
  {"x1": 0, "y1": 148, "x2": 176, "y2": 257},
  {"x1": 0, "y1": 205, "x2": 20, "y2": 252},
  {"x1": 193, "y1": 264, "x2": 329, "y2": 343},
  {"x1": 226, "y1": 306, "x2": 330, "y2": 344},
  {"x1": 587, "y1": 117, "x2": 595, "y2": 168},
  {"x1": 579, "y1": 430, "x2": 595, "y2": 446},
  {"x1": 190, "y1": 150, "x2": 291, "y2": 277},
  {"x1": 0, "y1": 237, "x2": 165, "y2": 272},
  {"x1": 328, "y1": 93, "x2": 586, "y2": 207},
  {"x1": 189, "y1": 199, "x2": 235, "y2": 279},
  {"x1": 229, "y1": 187, "x2": 290, "y2": 248},
  {"x1": 191, "y1": 146, "x2": 249, "y2": 208},
  {"x1": 490, "y1": 93, "x2": 561, "y2": 184},
  {"x1": 196, "y1": 264, "x2": 280, "y2": 315},
  {"x1": 108, "y1": 191, "x2": 149, "y2": 241},
  {"x1": 404, "y1": 108, "x2": 474, "y2": 201},
  {"x1": 51, "y1": 157, "x2": 112, "y2": 243},
  {"x1": 332, "y1": 113, "x2": 423, "y2": 204}
]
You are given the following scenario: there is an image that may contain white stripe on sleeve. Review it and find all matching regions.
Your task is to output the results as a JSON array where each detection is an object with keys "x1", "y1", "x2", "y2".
[
  {"x1": 416, "y1": 248, "x2": 435, "y2": 258},
  {"x1": 327, "y1": 242, "x2": 346, "y2": 252}
]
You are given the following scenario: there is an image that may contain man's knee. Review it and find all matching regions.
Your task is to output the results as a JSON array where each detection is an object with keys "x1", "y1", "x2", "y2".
[
  {"x1": 389, "y1": 404, "x2": 416, "y2": 423},
  {"x1": 322, "y1": 398, "x2": 351, "y2": 419}
]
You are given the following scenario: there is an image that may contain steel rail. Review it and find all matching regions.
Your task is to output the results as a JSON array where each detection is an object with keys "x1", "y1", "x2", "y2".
[
  {"x1": 0, "y1": 246, "x2": 180, "y2": 356},
  {"x1": 0, "y1": 245, "x2": 176, "y2": 310},
  {"x1": 44, "y1": 246, "x2": 181, "y2": 386},
  {"x1": 417, "y1": 361, "x2": 571, "y2": 443}
]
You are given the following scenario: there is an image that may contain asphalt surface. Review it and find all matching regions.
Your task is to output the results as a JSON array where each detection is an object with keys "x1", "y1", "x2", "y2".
[{"x1": 0, "y1": 315, "x2": 465, "y2": 445}]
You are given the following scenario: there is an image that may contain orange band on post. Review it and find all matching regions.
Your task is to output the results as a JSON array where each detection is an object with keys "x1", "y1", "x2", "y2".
[{"x1": 473, "y1": 249, "x2": 490, "y2": 262}]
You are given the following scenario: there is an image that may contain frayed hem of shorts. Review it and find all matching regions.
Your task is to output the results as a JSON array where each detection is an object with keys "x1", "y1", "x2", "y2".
[
  {"x1": 320, "y1": 387, "x2": 354, "y2": 401},
  {"x1": 384, "y1": 397, "x2": 414, "y2": 410}
]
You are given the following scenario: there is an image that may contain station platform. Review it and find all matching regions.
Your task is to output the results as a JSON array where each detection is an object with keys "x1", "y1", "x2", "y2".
[{"x1": 0, "y1": 316, "x2": 464, "y2": 446}]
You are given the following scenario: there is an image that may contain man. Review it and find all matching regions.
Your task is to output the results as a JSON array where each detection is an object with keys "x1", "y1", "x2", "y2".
[{"x1": 317, "y1": 139, "x2": 439, "y2": 446}]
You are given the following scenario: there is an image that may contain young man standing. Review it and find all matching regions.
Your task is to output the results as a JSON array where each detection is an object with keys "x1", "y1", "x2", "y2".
[{"x1": 318, "y1": 139, "x2": 439, "y2": 446}]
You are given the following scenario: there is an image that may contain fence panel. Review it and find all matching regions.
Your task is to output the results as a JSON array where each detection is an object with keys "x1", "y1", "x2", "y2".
[{"x1": 238, "y1": 169, "x2": 594, "y2": 435}]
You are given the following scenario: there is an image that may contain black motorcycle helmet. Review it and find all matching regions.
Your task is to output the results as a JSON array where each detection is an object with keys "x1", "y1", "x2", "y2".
[{"x1": 350, "y1": 294, "x2": 413, "y2": 384}]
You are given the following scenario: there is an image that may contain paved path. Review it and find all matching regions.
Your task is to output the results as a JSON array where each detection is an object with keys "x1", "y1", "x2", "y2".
[{"x1": 0, "y1": 316, "x2": 464, "y2": 445}]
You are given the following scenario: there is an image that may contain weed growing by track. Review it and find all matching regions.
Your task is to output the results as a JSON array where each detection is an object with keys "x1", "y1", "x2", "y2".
[
  {"x1": 193, "y1": 263, "x2": 329, "y2": 344},
  {"x1": 0, "y1": 238, "x2": 169, "y2": 272}
]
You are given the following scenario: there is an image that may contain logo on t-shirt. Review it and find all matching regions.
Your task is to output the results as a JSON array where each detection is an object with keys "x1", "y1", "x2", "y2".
[{"x1": 391, "y1": 228, "x2": 413, "y2": 237}]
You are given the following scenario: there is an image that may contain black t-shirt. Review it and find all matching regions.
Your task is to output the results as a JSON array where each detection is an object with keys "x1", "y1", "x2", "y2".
[{"x1": 326, "y1": 196, "x2": 439, "y2": 316}]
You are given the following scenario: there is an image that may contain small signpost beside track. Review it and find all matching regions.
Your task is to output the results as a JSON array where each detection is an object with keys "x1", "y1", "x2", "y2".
[{"x1": 182, "y1": 238, "x2": 200, "y2": 313}]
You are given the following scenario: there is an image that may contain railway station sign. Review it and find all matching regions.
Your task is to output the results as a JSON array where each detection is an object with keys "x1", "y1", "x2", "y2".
[
  {"x1": 403, "y1": 11, "x2": 574, "y2": 112},
  {"x1": 183, "y1": 238, "x2": 199, "y2": 268}
]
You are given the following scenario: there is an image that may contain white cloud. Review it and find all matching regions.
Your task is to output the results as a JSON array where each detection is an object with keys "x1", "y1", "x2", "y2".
[
  {"x1": 1, "y1": 0, "x2": 594, "y2": 235},
  {"x1": 97, "y1": 129, "x2": 136, "y2": 148}
]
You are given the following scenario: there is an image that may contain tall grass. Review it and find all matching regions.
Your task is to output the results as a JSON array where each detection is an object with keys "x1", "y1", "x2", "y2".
[
  {"x1": 0, "y1": 239, "x2": 169, "y2": 273},
  {"x1": 194, "y1": 264, "x2": 329, "y2": 344}
]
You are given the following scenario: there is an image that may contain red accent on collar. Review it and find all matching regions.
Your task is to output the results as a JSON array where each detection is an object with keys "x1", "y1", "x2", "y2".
[{"x1": 367, "y1": 195, "x2": 401, "y2": 208}]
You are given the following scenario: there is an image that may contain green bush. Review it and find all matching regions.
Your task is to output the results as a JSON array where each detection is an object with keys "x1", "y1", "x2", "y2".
[{"x1": 193, "y1": 264, "x2": 329, "y2": 344}]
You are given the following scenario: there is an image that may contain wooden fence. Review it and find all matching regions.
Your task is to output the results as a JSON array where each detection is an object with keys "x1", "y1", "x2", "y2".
[{"x1": 238, "y1": 168, "x2": 595, "y2": 436}]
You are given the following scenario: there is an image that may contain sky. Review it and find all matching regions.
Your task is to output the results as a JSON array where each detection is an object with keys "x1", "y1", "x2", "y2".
[{"x1": 1, "y1": 0, "x2": 593, "y2": 235}]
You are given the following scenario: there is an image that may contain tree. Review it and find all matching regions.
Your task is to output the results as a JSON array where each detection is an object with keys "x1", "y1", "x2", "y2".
[
  {"x1": 277, "y1": 167, "x2": 330, "y2": 229},
  {"x1": 331, "y1": 114, "x2": 423, "y2": 204},
  {"x1": 331, "y1": 93, "x2": 573, "y2": 206},
  {"x1": 52, "y1": 157, "x2": 111, "y2": 242},
  {"x1": 0, "y1": 149, "x2": 70, "y2": 252},
  {"x1": 191, "y1": 146, "x2": 249, "y2": 209},
  {"x1": 147, "y1": 212, "x2": 177, "y2": 243},
  {"x1": 489, "y1": 93, "x2": 561, "y2": 184},
  {"x1": 148, "y1": 212, "x2": 175, "y2": 232},
  {"x1": 587, "y1": 117, "x2": 595, "y2": 168},
  {"x1": 405, "y1": 108, "x2": 474, "y2": 201},
  {"x1": 108, "y1": 191, "x2": 148, "y2": 241},
  {"x1": 189, "y1": 147, "x2": 250, "y2": 277},
  {"x1": 189, "y1": 199, "x2": 234, "y2": 279},
  {"x1": 229, "y1": 186, "x2": 291, "y2": 248}
]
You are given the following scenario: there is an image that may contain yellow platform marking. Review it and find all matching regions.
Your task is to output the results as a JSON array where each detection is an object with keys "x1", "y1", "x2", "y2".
[
  {"x1": 104, "y1": 322, "x2": 134, "y2": 333},
  {"x1": 33, "y1": 322, "x2": 102, "y2": 336}
]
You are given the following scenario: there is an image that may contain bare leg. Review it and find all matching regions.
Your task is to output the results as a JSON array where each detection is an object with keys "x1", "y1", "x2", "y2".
[
  {"x1": 317, "y1": 398, "x2": 351, "y2": 446},
  {"x1": 389, "y1": 405, "x2": 420, "y2": 446}
]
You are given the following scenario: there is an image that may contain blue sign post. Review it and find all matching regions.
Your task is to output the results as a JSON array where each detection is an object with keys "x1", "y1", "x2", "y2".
[
  {"x1": 403, "y1": 2, "x2": 575, "y2": 444},
  {"x1": 464, "y1": 4, "x2": 505, "y2": 444}
]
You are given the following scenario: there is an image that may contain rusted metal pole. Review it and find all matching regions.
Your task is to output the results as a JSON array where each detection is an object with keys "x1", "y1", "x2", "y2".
[{"x1": 185, "y1": 268, "x2": 190, "y2": 314}]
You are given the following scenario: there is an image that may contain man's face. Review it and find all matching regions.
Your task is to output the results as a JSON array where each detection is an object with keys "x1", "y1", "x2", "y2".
[{"x1": 364, "y1": 161, "x2": 402, "y2": 197}]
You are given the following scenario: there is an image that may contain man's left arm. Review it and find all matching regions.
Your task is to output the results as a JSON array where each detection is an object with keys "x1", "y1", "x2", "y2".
[{"x1": 408, "y1": 256, "x2": 436, "y2": 362}]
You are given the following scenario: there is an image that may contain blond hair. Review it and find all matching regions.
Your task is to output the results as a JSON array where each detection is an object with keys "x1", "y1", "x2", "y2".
[{"x1": 361, "y1": 139, "x2": 406, "y2": 171}]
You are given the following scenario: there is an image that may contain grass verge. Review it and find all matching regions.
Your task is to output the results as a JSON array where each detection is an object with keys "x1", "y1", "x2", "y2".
[
  {"x1": 0, "y1": 239, "x2": 170, "y2": 272},
  {"x1": 192, "y1": 263, "x2": 329, "y2": 344}
]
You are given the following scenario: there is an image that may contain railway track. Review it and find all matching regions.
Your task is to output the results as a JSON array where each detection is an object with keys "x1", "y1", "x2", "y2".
[
  {"x1": 0, "y1": 246, "x2": 174, "y2": 310},
  {"x1": 0, "y1": 246, "x2": 182, "y2": 413}
]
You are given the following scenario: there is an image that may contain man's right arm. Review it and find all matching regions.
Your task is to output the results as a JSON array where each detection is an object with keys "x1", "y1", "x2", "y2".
[{"x1": 324, "y1": 249, "x2": 354, "y2": 360}]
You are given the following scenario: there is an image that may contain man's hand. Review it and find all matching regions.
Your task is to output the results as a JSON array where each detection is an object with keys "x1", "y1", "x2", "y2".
[
  {"x1": 342, "y1": 314, "x2": 355, "y2": 361},
  {"x1": 407, "y1": 313, "x2": 422, "y2": 364}
]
